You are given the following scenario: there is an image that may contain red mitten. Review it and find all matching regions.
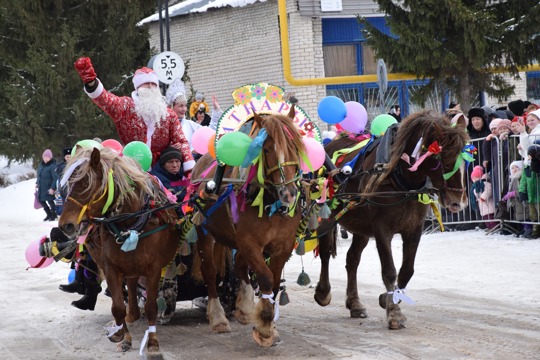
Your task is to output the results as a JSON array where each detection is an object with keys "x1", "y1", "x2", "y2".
[{"x1": 74, "y1": 57, "x2": 97, "y2": 83}]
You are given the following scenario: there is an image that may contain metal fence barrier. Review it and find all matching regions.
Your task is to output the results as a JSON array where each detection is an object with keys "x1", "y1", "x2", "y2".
[{"x1": 427, "y1": 134, "x2": 540, "y2": 235}]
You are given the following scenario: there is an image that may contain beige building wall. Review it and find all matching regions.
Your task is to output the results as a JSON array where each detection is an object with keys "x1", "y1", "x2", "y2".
[
  {"x1": 485, "y1": 72, "x2": 528, "y2": 109},
  {"x1": 147, "y1": 0, "x2": 327, "y2": 128}
]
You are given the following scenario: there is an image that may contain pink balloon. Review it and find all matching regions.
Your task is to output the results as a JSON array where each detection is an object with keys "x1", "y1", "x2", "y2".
[
  {"x1": 300, "y1": 138, "x2": 326, "y2": 173},
  {"x1": 192, "y1": 127, "x2": 215, "y2": 155},
  {"x1": 101, "y1": 139, "x2": 123, "y2": 153},
  {"x1": 25, "y1": 237, "x2": 54, "y2": 269},
  {"x1": 340, "y1": 102, "x2": 368, "y2": 133}
]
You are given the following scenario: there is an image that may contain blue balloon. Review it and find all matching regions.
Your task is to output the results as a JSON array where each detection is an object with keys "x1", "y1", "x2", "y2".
[
  {"x1": 317, "y1": 96, "x2": 347, "y2": 124},
  {"x1": 68, "y1": 269, "x2": 76, "y2": 283}
]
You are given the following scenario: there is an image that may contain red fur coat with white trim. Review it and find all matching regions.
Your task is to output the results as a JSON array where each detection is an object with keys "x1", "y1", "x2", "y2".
[{"x1": 87, "y1": 82, "x2": 194, "y2": 170}]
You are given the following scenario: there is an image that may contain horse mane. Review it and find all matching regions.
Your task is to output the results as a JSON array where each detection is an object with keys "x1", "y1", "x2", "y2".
[
  {"x1": 252, "y1": 113, "x2": 306, "y2": 163},
  {"x1": 370, "y1": 110, "x2": 469, "y2": 191},
  {"x1": 67, "y1": 147, "x2": 155, "y2": 208}
]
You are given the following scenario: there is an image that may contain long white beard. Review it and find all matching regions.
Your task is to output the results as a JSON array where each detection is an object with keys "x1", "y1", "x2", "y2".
[{"x1": 133, "y1": 87, "x2": 168, "y2": 129}]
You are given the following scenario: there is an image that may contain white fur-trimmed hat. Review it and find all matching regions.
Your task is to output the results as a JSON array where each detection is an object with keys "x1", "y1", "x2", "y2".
[
  {"x1": 132, "y1": 67, "x2": 159, "y2": 89},
  {"x1": 510, "y1": 160, "x2": 523, "y2": 171}
]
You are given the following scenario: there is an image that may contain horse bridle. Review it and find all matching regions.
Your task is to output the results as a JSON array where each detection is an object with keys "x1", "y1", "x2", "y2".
[
  {"x1": 264, "y1": 161, "x2": 301, "y2": 187},
  {"x1": 66, "y1": 168, "x2": 115, "y2": 224}
]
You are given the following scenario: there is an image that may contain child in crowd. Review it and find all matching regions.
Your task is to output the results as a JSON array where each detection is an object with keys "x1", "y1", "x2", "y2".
[
  {"x1": 520, "y1": 145, "x2": 540, "y2": 238},
  {"x1": 471, "y1": 165, "x2": 497, "y2": 229},
  {"x1": 189, "y1": 92, "x2": 209, "y2": 118},
  {"x1": 502, "y1": 161, "x2": 531, "y2": 237}
]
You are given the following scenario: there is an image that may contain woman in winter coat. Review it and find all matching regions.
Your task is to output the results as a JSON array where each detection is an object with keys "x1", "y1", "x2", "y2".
[
  {"x1": 467, "y1": 108, "x2": 491, "y2": 139},
  {"x1": 36, "y1": 149, "x2": 58, "y2": 221}
]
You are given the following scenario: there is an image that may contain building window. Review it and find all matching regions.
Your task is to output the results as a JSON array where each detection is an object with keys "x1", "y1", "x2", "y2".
[
  {"x1": 323, "y1": 44, "x2": 358, "y2": 77},
  {"x1": 527, "y1": 72, "x2": 540, "y2": 104},
  {"x1": 361, "y1": 45, "x2": 378, "y2": 75}
]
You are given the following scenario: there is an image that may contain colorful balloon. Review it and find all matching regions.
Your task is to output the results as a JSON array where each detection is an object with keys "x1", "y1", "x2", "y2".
[
  {"x1": 300, "y1": 137, "x2": 326, "y2": 172},
  {"x1": 68, "y1": 268, "x2": 76, "y2": 283},
  {"x1": 216, "y1": 132, "x2": 252, "y2": 166},
  {"x1": 192, "y1": 127, "x2": 215, "y2": 155},
  {"x1": 340, "y1": 102, "x2": 368, "y2": 133},
  {"x1": 101, "y1": 139, "x2": 123, "y2": 153},
  {"x1": 122, "y1": 141, "x2": 152, "y2": 171},
  {"x1": 72, "y1": 139, "x2": 103, "y2": 156},
  {"x1": 370, "y1": 114, "x2": 398, "y2": 136},
  {"x1": 317, "y1": 96, "x2": 347, "y2": 124},
  {"x1": 25, "y1": 237, "x2": 54, "y2": 269},
  {"x1": 208, "y1": 134, "x2": 216, "y2": 159}
]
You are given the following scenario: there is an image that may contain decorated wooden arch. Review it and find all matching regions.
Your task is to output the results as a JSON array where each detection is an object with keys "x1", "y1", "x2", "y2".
[{"x1": 215, "y1": 82, "x2": 321, "y2": 166}]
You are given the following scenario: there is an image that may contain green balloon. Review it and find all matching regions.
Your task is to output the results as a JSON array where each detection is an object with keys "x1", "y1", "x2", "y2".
[
  {"x1": 216, "y1": 132, "x2": 252, "y2": 166},
  {"x1": 72, "y1": 139, "x2": 103, "y2": 156},
  {"x1": 370, "y1": 114, "x2": 398, "y2": 136},
  {"x1": 122, "y1": 141, "x2": 152, "y2": 171}
]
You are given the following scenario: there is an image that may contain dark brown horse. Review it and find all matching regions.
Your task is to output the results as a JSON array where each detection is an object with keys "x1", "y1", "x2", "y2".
[
  {"x1": 58, "y1": 147, "x2": 180, "y2": 358},
  {"x1": 315, "y1": 111, "x2": 470, "y2": 329},
  {"x1": 190, "y1": 109, "x2": 306, "y2": 346}
]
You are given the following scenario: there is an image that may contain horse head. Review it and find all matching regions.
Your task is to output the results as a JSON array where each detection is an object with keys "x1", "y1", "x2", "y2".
[
  {"x1": 388, "y1": 111, "x2": 470, "y2": 212},
  {"x1": 251, "y1": 106, "x2": 305, "y2": 207},
  {"x1": 58, "y1": 147, "x2": 153, "y2": 237}
]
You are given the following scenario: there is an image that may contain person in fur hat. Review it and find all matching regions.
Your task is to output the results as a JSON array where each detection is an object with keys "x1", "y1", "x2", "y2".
[
  {"x1": 483, "y1": 118, "x2": 510, "y2": 204},
  {"x1": 508, "y1": 100, "x2": 525, "y2": 117},
  {"x1": 74, "y1": 57, "x2": 194, "y2": 172},
  {"x1": 467, "y1": 107, "x2": 490, "y2": 139}
]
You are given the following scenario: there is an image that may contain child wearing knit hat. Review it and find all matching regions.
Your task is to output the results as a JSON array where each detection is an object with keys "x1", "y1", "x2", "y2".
[
  {"x1": 502, "y1": 161, "x2": 532, "y2": 237},
  {"x1": 470, "y1": 165, "x2": 497, "y2": 229}
]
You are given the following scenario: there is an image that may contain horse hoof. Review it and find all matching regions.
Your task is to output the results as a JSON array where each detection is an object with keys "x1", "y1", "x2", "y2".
[
  {"x1": 116, "y1": 340, "x2": 132, "y2": 352},
  {"x1": 212, "y1": 323, "x2": 231, "y2": 333},
  {"x1": 252, "y1": 327, "x2": 274, "y2": 347},
  {"x1": 108, "y1": 331, "x2": 124, "y2": 344},
  {"x1": 145, "y1": 351, "x2": 164, "y2": 360},
  {"x1": 233, "y1": 310, "x2": 251, "y2": 325},
  {"x1": 350, "y1": 307, "x2": 368, "y2": 318},
  {"x1": 314, "y1": 292, "x2": 331, "y2": 307},
  {"x1": 379, "y1": 293, "x2": 387, "y2": 309},
  {"x1": 388, "y1": 319, "x2": 406, "y2": 330}
]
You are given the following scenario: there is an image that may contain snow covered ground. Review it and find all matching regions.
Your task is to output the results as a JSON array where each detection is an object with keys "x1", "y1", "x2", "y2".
[{"x1": 0, "y1": 160, "x2": 539, "y2": 359}]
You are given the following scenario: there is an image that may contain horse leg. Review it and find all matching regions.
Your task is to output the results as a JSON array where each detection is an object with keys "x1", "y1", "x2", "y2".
[
  {"x1": 142, "y1": 269, "x2": 161, "y2": 354},
  {"x1": 374, "y1": 233, "x2": 405, "y2": 330},
  {"x1": 125, "y1": 277, "x2": 141, "y2": 323},
  {"x1": 345, "y1": 233, "x2": 370, "y2": 318},
  {"x1": 197, "y1": 230, "x2": 230, "y2": 333},
  {"x1": 266, "y1": 252, "x2": 293, "y2": 345},
  {"x1": 233, "y1": 253, "x2": 255, "y2": 325},
  {"x1": 239, "y1": 248, "x2": 277, "y2": 347},
  {"x1": 102, "y1": 271, "x2": 129, "y2": 349},
  {"x1": 314, "y1": 220, "x2": 336, "y2": 306},
  {"x1": 379, "y1": 227, "x2": 423, "y2": 329}
]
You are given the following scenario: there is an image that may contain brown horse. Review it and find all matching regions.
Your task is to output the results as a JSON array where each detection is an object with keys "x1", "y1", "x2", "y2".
[
  {"x1": 190, "y1": 109, "x2": 306, "y2": 346},
  {"x1": 315, "y1": 111, "x2": 470, "y2": 329},
  {"x1": 58, "y1": 147, "x2": 180, "y2": 358}
]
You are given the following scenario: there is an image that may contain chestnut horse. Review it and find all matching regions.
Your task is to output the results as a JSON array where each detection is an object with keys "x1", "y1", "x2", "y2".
[
  {"x1": 59, "y1": 147, "x2": 180, "y2": 358},
  {"x1": 315, "y1": 111, "x2": 470, "y2": 329},
  {"x1": 190, "y1": 110, "x2": 306, "y2": 346}
]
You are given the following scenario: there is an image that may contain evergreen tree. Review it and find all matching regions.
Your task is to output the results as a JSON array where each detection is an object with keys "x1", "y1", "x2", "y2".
[
  {"x1": 0, "y1": 0, "x2": 156, "y2": 165},
  {"x1": 360, "y1": 0, "x2": 540, "y2": 111}
]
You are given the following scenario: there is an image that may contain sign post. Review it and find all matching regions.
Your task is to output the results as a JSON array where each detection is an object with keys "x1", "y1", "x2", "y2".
[{"x1": 152, "y1": 51, "x2": 185, "y2": 85}]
